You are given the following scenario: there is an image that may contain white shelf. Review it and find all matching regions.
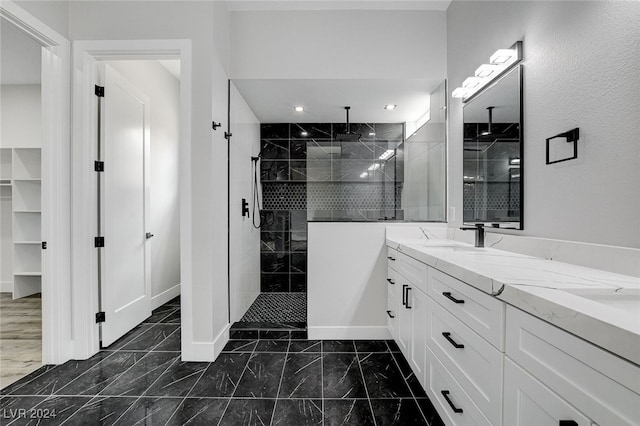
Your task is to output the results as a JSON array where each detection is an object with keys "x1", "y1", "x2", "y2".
[
  {"x1": 12, "y1": 148, "x2": 41, "y2": 180},
  {"x1": 9, "y1": 148, "x2": 42, "y2": 299}
]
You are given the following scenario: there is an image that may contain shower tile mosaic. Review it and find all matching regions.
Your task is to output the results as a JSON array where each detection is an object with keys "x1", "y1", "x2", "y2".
[{"x1": 260, "y1": 123, "x2": 404, "y2": 295}]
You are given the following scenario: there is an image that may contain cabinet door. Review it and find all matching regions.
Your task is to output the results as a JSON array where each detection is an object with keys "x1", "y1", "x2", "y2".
[
  {"x1": 504, "y1": 358, "x2": 592, "y2": 426},
  {"x1": 409, "y1": 287, "x2": 427, "y2": 387}
]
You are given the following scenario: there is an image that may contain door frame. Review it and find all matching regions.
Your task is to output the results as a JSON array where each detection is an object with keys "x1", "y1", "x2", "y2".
[
  {"x1": 0, "y1": 1, "x2": 72, "y2": 365},
  {"x1": 71, "y1": 40, "x2": 192, "y2": 359}
]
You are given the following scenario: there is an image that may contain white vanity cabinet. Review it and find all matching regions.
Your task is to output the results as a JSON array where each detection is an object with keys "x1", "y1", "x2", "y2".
[
  {"x1": 386, "y1": 242, "x2": 640, "y2": 426},
  {"x1": 504, "y1": 306, "x2": 640, "y2": 426},
  {"x1": 387, "y1": 247, "x2": 429, "y2": 387}
]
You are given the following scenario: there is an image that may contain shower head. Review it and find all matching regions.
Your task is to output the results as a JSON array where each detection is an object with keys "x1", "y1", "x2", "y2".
[{"x1": 335, "y1": 106, "x2": 361, "y2": 142}]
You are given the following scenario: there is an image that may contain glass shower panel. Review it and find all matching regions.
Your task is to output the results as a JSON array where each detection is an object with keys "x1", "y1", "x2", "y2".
[{"x1": 400, "y1": 81, "x2": 447, "y2": 221}]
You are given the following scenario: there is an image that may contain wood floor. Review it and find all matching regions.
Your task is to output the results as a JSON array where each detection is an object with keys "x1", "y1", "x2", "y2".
[{"x1": 0, "y1": 292, "x2": 42, "y2": 389}]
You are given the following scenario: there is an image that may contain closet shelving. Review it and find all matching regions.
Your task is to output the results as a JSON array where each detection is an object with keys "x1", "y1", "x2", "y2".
[{"x1": 1, "y1": 148, "x2": 42, "y2": 298}]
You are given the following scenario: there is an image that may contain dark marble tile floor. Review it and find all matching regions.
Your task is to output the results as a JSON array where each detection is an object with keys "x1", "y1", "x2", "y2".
[{"x1": 0, "y1": 297, "x2": 443, "y2": 425}]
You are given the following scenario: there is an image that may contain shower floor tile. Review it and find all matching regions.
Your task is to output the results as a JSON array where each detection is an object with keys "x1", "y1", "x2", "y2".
[{"x1": 240, "y1": 292, "x2": 306, "y2": 323}]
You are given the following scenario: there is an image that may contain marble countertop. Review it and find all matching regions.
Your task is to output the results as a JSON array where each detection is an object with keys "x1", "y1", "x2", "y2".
[{"x1": 386, "y1": 236, "x2": 640, "y2": 366}]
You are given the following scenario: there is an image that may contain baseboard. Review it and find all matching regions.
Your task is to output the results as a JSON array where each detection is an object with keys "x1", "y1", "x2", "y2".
[
  {"x1": 213, "y1": 323, "x2": 230, "y2": 359},
  {"x1": 181, "y1": 323, "x2": 230, "y2": 362},
  {"x1": 308, "y1": 326, "x2": 391, "y2": 340},
  {"x1": 0, "y1": 281, "x2": 12, "y2": 293},
  {"x1": 151, "y1": 283, "x2": 180, "y2": 310}
]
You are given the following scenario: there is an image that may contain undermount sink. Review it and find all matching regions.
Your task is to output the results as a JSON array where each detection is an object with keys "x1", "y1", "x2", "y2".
[{"x1": 562, "y1": 288, "x2": 640, "y2": 314}]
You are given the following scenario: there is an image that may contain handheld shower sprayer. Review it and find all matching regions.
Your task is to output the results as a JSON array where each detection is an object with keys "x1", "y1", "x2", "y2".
[{"x1": 250, "y1": 152, "x2": 273, "y2": 229}]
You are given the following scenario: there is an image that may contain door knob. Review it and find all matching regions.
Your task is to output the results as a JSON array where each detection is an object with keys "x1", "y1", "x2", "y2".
[{"x1": 146, "y1": 232, "x2": 154, "y2": 239}]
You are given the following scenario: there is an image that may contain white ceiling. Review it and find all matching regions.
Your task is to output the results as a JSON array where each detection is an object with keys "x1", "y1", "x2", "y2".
[
  {"x1": 226, "y1": 0, "x2": 452, "y2": 12},
  {"x1": 233, "y1": 78, "x2": 442, "y2": 123},
  {"x1": 1, "y1": 18, "x2": 42, "y2": 85}
]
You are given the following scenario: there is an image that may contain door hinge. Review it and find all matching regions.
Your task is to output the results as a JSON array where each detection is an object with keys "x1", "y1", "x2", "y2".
[
  {"x1": 94, "y1": 236, "x2": 105, "y2": 248},
  {"x1": 42, "y1": 241, "x2": 47, "y2": 250},
  {"x1": 95, "y1": 85, "x2": 104, "y2": 97},
  {"x1": 212, "y1": 121, "x2": 222, "y2": 130},
  {"x1": 95, "y1": 312, "x2": 106, "y2": 323},
  {"x1": 224, "y1": 131, "x2": 232, "y2": 140},
  {"x1": 94, "y1": 161, "x2": 104, "y2": 172}
]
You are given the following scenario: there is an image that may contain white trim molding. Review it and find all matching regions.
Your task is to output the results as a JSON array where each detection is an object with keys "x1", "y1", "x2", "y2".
[
  {"x1": 151, "y1": 284, "x2": 181, "y2": 310},
  {"x1": 1, "y1": 0, "x2": 72, "y2": 366},
  {"x1": 71, "y1": 39, "x2": 193, "y2": 360},
  {"x1": 308, "y1": 326, "x2": 392, "y2": 340}
]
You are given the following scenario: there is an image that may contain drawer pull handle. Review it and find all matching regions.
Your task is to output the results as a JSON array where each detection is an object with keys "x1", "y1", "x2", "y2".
[
  {"x1": 387, "y1": 256, "x2": 396, "y2": 261},
  {"x1": 443, "y1": 292, "x2": 465, "y2": 304},
  {"x1": 405, "y1": 287, "x2": 412, "y2": 309},
  {"x1": 386, "y1": 310, "x2": 395, "y2": 318},
  {"x1": 441, "y1": 390, "x2": 463, "y2": 413},
  {"x1": 442, "y1": 332, "x2": 464, "y2": 349},
  {"x1": 386, "y1": 278, "x2": 395, "y2": 285},
  {"x1": 558, "y1": 422, "x2": 578, "y2": 426},
  {"x1": 402, "y1": 285, "x2": 409, "y2": 306}
]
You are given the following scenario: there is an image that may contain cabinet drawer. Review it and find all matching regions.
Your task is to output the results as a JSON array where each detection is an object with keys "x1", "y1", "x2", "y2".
[
  {"x1": 427, "y1": 298, "x2": 503, "y2": 426},
  {"x1": 394, "y1": 251, "x2": 428, "y2": 293},
  {"x1": 428, "y1": 267, "x2": 504, "y2": 350},
  {"x1": 426, "y1": 347, "x2": 492, "y2": 426},
  {"x1": 506, "y1": 306, "x2": 640, "y2": 425},
  {"x1": 504, "y1": 358, "x2": 592, "y2": 426},
  {"x1": 387, "y1": 247, "x2": 400, "y2": 271}
]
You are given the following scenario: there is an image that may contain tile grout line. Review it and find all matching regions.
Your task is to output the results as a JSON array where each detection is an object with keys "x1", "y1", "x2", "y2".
[
  {"x1": 59, "y1": 350, "x2": 178, "y2": 426},
  {"x1": 215, "y1": 339, "x2": 257, "y2": 426},
  {"x1": 321, "y1": 339, "x2": 325, "y2": 426},
  {"x1": 354, "y1": 340, "x2": 378, "y2": 426},
  {"x1": 163, "y1": 359, "x2": 211, "y2": 426},
  {"x1": 386, "y1": 340, "x2": 431, "y2": 425},
  {"x1": 107, "y1": 353, "x2": 182, "y2": 425},
  {"x1": 268, "y1": 337, "x2": 290, "y2": 426}
]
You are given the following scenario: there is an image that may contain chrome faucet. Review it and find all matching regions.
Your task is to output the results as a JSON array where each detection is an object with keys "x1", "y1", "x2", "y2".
[{"x1": 460, "y1": 223, "x2": 485, "y2": 248}]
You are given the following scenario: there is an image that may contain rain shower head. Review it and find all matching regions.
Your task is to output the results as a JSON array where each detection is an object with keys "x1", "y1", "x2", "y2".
[{"x1": 335, "y1": 106, "x2": 361, "y2": 142}]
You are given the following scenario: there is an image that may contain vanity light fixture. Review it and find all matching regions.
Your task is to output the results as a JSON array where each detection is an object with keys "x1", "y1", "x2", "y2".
[
  {"x1": 294, "y1": 106, "x2": 304, "y2": 112},
  {"x1": 475, "y1": 64, "x2": 499, "y2": 78},
  {"x1": 379, "y1": 149, "x2": 395, "y2": 160},
  {"x1": 462, "y1": 77, "x2": 482, "y2": 89},
  {"x1": 384, "y1": 104, "x2": 397, "y2": 110},
  {"x1": 490, "y1": 49, "x2": 516, "y2": 65},
  {"x1": 452, "y1": 41, "x2": 522, "y2": 102},
  {"x1": 368, "y1": 163, "x2": 381, "y2": 171},
  {"x1": 360, "y1": 172, "x2": 368, "y2": 178}
]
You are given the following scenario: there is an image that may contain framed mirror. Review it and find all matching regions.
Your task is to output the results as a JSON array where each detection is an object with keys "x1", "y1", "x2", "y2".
[{"x1": 463, "y1": 65, "x2": 523, "y2": 229}]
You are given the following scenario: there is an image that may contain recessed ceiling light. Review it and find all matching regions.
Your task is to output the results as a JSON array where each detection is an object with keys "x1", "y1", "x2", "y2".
[
  {"x1": 294, "y1": 106, "x2": 304, "y2": 112},
  {"x1": 300, "y1": 131, "x2": 308, "y2": 137},
  {"x1": 360, "y1": 172, "x2": 368, "y2": 178},
  {"x1": 369, "y1": 132, "x2": 376, "y2": 136},
  {"x1": 384, "y1": 104, "x2": 397, "y2": 110}
]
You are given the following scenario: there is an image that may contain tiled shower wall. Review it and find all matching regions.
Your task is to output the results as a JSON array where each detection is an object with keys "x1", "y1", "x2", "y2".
[{"x1": 259, "y1": 123, "x2": 403, "y2": 293}]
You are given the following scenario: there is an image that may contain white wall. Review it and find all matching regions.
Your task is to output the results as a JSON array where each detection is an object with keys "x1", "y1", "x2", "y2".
[
  {"x1": 229, "y1": 82, "x2": 261, "y2": 323},
  {"x1": 67, "y1": 0, "x2": 225, "y2": 360},
  {"x1": 307, "y1": 222, "x2": 446, "y2": 339},
  {"x1": 447, "y1": 1, "x2": 640, "y2": 248},
  {"x1": 230, "y1": 9, "x2": 447, "y2": 79},
  {"x1": 14, "y1": 0, "x2": 69, "y2": 38},
  {"x1": 0, "y1": 85, "x2": 41, "y2": 148},
  {"x1": 106, "y1": 60, "x2": 181, "y2": 308}
]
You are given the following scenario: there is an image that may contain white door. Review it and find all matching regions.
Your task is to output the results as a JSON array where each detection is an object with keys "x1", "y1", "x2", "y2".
[{"x1": 99, "y1": 64, "x2": 151, "y2": 347}]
